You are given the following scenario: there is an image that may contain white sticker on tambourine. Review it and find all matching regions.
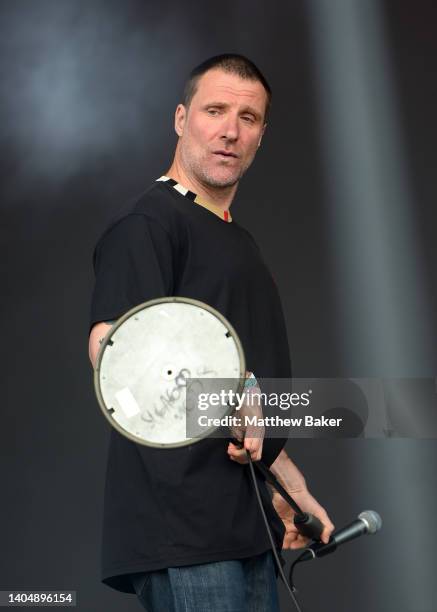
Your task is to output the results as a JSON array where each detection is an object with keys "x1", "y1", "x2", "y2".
[{"x1": 115, "y1": 387, "x2": 141, "y2": 418}]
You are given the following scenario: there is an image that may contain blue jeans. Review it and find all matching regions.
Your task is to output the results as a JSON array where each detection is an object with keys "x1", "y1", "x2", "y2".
[{"x1": 130, "y1": 550, "x2": 280, "y2": 612}]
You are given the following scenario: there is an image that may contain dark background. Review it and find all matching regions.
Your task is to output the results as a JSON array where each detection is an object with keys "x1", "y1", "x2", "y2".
[{"x1": 1, "y1": 1, "x2": 436, "y2": 611}]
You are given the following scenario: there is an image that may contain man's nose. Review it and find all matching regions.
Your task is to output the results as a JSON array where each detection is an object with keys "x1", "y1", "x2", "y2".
[{"x1": 220, "y1": 113, "x2": 239, "y2": 141}]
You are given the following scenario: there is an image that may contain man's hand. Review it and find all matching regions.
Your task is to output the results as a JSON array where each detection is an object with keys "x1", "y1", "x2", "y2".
[
  {"x1": 271, "y1": 486, "x2": 335, "y2": 549},
  {"x1": 227, "y1": 439, "x2": 262, "y2": 463},
  {"x1": 227, "y1": 372, "x2": 264, "y2": 463},
  {"x1": 269, "y1": 449, "x2": 335, "y2": 548}
]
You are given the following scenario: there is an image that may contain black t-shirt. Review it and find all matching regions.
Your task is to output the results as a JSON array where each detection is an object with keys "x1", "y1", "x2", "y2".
[{"x1": 89, "y1": 178, "x2": 292, "y2": 593}]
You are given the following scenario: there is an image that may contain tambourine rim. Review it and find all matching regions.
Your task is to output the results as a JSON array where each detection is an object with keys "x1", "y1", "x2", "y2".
[{"x1": 93, "y1": 296, "x2": 246, "y2": 448}]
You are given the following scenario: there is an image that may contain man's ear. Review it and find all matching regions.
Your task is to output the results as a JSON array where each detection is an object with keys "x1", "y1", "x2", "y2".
[
  {"x1": 175, "y1": 104, "x2": 187, "y2": 137},
  {"x1": 257, "y1": 122, "x2": 267, "y2": 148}
]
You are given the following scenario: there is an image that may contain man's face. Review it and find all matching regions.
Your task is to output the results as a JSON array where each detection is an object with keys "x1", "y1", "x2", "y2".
[{"x1": 175, "y1": 68, "x2": 267, "y2": 188}]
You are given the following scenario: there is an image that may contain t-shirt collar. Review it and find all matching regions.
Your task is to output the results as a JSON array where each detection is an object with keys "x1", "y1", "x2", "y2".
[{"x1": 156, "y1": 175, "x2": 232, "y2": 223}]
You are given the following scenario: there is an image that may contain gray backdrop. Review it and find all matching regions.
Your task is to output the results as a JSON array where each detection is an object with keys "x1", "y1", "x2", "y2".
[{"x1": 1, "y1": 1, "x2": 436, "y2": 611}]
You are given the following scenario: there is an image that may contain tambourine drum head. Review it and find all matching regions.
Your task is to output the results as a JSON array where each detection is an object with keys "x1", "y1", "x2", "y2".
[{"x1": 94, "y1": 298, "x2": 245, "y2": 447}]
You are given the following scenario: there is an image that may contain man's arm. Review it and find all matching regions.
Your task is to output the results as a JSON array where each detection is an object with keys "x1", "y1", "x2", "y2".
[
  {"x1": 88, "y1": 321, "x2": 114, "y2": 368},
  {"x1": 269, "y1": 449, "x2": 306, "y2": 491},
  {"x1": 269, "y1": 449, "x2": 335, "y2": 547}
]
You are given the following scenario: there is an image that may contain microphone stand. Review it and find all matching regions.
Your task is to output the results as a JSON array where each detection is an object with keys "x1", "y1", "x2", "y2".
[{"x1": 230, "y1": 439, "x2": 326, "y2": 611}]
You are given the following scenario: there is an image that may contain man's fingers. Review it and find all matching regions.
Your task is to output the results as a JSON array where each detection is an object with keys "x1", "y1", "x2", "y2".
[
  {"x1": 227, "y1": 441, "x2": 262, "y2": 463},
  {"x1": 282, "y1": 528, "x2": 310, "y2": 550},
  {"x1": 243, "y1": 436, "x2": 263, "y2": 461},
  {"x1": 283, "y1": 529, "x2": 299, "y2": 549},
  {"x1": 227, "y1": 444, "x2": 248, "y2": 464},
  {"x1": 321, "y1": 519, "x2": 335, "y2": 544},
  {"x1": 311, "y1": 508, "x2": 335, "y2": 543},
  {"x1": 288, "y1": 536, "x2": 311, "y2": 550}
]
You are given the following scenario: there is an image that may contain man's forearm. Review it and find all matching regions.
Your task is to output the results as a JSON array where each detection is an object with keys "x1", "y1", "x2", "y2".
[
  {"x1": 88, "y1": 320, "x2": 116, "y2": 368},
  {"x1": 269, "y1": 449, "x2": 307, "y2": 492}
]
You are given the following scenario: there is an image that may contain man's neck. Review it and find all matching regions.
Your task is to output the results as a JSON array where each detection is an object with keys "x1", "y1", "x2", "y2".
[{"x1": 165, "y1": 161, "x2": 238, "y2": 212}]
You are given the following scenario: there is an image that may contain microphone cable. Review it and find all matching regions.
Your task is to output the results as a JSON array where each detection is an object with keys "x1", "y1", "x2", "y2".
[
  {"x1": 288, "y1": 550, "x2": 308, "y2": 593},
  {"x1": 246, "y1": 449, "x2": 304, "y2": 612}
]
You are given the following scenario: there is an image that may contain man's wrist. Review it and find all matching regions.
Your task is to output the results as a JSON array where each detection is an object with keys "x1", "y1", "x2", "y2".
[{"x1": 270, "y1": 450, "x2": 307, "y2": 493}]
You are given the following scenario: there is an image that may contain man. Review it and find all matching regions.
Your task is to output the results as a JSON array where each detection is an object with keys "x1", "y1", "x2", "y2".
[{"x1": 88, "y1": 54, "x2": 334, "y2": 611}]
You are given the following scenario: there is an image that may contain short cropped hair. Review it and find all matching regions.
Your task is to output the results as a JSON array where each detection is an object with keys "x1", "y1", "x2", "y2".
[{"x1": 182, "y1": 54, "x2": 272, "y2": 122}]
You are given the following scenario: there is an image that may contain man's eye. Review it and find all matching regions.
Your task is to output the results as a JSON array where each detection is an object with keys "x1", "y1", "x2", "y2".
[
  {"x1": 242, "y1": 116, "x2": 255, "y2": 123},
  {"x1": 207, "y1": 109, "x2": 219, "y2": 116}
]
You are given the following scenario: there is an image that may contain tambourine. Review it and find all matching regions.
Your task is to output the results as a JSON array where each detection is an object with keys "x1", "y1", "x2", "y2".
[{"x1": 94, "y1": 297, "x2": 246, "y2": 447}]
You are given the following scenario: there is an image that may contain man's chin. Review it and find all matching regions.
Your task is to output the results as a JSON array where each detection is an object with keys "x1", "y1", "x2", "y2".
[{"x1": 202, "y1": 170, "x2": 242, "y2": 189}]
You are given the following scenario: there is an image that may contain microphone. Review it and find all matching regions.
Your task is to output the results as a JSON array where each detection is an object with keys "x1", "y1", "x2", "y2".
[{"x1": 299, "y1": 510, "x2": 382, "y2": 562}]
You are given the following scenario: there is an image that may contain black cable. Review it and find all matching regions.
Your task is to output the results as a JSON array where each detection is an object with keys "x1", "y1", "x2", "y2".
[
  {"x1": 252, "y1": 460, "x2": 305, "y2": 517},
  {"x1": 288, "y1": 551, "x2": 308, "y2": 592},
  {"x1": 230, "y1": 437, "x2": 324, "y2": 538},
  {"x1": 246, "y1": 450, "x2": 304, "y2": 612}
]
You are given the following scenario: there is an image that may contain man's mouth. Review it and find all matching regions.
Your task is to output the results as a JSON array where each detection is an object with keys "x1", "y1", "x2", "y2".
[{"x1": 213, "y1": 150, "x2": 238, "y2": 158}]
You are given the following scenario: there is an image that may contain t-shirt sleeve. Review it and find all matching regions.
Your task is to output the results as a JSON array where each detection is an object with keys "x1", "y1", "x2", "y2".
[
  {"x1": 262, "y1": 438, "x2": 287, "y2": 468},
  {"x1": 89, "y1": 213, "x2": 174, "y2": 335}
]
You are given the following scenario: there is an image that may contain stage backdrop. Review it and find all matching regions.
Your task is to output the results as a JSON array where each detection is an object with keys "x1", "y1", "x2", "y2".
[{"x1": 1, "y1": 1, "x2": 436, "y2": 610}]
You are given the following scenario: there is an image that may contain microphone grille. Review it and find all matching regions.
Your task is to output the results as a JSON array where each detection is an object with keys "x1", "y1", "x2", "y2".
[{"x1": 358, "y1": 510, "x2": 382, "y2": 534}]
